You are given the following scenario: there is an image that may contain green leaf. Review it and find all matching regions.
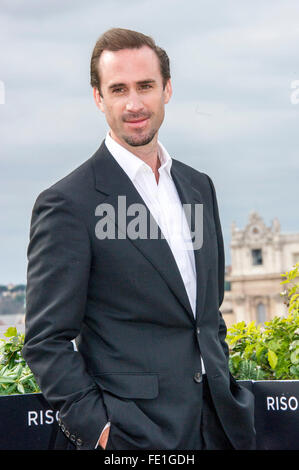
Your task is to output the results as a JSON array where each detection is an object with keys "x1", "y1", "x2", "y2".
[
  {"x1": 256, "y1": 344, "x2": 265, "y2": 362},
  {"x1": 4, "y1": 383, "x2": 17, "y2": 394},
  {"x1": 28, "y1": 378, "x2": 40, "y2": 392},
  {"x1": 19, "y1": 373, "x2": 33, "y2": 383},
  {"x1": 290, "y1": 365, "x2": 299, "y2": 377},
  {"x1": 290, "y1": 349, "x2": 299, "y2": 365},
  {"x1": 290, "y1": 340, "x2": 299, "y2": 351},
  {"x1": 0, "y1": 365, "x2": 9, "y2": 377},
  {"x1": 4, "y1": 327, "x2": 17, "y2": 338},
  {"x1": 17, "y1": 383, "x2": 25, "y2": 394},
  {"x1": 268, "y1": 349, "x2": 278, "y2": 369},
  {"x1": 0, "y1": 376, "x2": 16, "y2": 384}
]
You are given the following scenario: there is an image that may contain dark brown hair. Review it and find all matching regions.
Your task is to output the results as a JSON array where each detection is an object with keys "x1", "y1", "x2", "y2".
[{"x1": 90, "y1": 28, "x2": 170, "y2": 95}]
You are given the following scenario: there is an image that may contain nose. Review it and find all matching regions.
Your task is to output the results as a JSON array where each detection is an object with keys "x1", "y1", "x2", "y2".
[{"x1": 125, "y1": 90, "x2": 144, "y2": 113}]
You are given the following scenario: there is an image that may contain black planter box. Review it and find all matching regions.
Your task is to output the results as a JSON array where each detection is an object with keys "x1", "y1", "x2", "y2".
[
  {"x1": 0, "y1": 380, "x2": 298, "y2": 450},
  {"x1": 253, "y1": 380, "x2": 299, "y2": 450},
  {"x1": 0, "y1": 393, "x2": 59, "y2": 450}
]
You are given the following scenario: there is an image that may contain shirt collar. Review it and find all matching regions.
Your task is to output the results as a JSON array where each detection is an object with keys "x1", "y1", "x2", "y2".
[{"x1": 105, "y1": 131, "x2": 173, "y2": 182}]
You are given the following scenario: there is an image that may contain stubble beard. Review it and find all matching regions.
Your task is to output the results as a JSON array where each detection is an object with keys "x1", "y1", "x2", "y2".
[{"x1": 122, "y1": 128, "x2": 158, "y2": 147}]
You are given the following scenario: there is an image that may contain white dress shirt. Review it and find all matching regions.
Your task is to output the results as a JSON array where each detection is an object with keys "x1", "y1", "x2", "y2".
[{"x1": 98, "y1": 132, "x2": 205, "y2": 447}]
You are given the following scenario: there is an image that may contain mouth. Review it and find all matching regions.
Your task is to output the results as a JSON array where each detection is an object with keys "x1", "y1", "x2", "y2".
[{"x1": 124, "y1": 116, "x2": 150, "y2": 128}]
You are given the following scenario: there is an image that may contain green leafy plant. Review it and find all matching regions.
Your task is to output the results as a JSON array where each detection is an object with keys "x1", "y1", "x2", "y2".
[
  {"x1": 0, "y1": 327, "x2": 40, "y2": 395},
  {"x1": 227, "y1": 263, "x2": 299, "y2": 380}
]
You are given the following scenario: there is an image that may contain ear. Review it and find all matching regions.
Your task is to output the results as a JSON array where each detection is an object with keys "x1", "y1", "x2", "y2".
[
  {"x1": 93, "y1": 87, "x2": 105, "y2": 112},
  {"x1": 163, "y1": 79, "x2": 172, "y2": 104}
]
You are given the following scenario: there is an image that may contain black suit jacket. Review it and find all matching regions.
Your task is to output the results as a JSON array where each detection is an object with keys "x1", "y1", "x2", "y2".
[{"x1": 22, "y1": 141, "x2": 256, "y2": 450}]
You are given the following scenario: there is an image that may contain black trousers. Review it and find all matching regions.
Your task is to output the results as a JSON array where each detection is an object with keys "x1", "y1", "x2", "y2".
[{"x1": 199, "y1": 375, "x2": 233, "y2": 450}]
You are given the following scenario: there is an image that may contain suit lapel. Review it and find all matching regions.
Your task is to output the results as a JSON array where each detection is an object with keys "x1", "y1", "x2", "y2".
[
  {"x1": 91, "y1": 142, "x2": 203, "y2": 324},
  {"x1": 170, "y1": 162, "x2": 208, "y2": 322}
]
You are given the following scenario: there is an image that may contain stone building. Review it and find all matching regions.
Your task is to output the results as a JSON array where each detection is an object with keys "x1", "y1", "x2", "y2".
[{"x1": 222, "y1": 211, "x2": 299, "y2": 327}]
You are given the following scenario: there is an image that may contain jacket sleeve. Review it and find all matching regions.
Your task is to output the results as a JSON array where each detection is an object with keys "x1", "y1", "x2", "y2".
[
  {"x1": 206, "y1": 175, "x2": 229, "y2": 361},
  {"x1": 22, "y1": 188, "x2": 108, "y2": 450}
]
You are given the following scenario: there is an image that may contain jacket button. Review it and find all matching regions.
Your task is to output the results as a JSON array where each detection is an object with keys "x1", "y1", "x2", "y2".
[
  {"x1": 76, "y1": 438, "x2": 83, "y2": 446},
  {"x1": 196, "y1": 327, "x2": 200, "y2": 334},
  {"x1": 194, "y1": 372, "x2": 202, "y2": 383}
]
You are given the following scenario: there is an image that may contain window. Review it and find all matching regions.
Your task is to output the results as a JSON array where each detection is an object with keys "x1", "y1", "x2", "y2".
[
  {"x1": 293, "y1": 253, "x2": 299, "y2": 265},
  {"x1": 252, "y1": 248, "x2": 263, "y2": 265},
  {"x1": 256, "y1": 303, "x2": 266, "y2": 324}
]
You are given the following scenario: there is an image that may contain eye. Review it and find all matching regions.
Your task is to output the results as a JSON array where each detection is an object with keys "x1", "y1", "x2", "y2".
[
  {"x1": 112, "y1": 87, "x2": 125, "y2": 94},
  {"x1": 140, "y1": 84, "x2": 153, "y2": 90}
]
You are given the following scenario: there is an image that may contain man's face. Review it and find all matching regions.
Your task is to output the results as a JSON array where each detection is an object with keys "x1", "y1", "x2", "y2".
[{"x1": 93, "y1": 46, "x2": 172, "y2": 149}]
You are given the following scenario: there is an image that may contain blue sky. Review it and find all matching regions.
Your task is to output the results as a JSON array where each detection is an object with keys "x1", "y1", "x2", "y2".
[{"x1": 0, "y1": 0, "x2": 298, "y2": 283}]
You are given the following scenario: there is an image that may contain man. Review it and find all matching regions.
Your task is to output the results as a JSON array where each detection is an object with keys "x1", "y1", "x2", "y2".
[{"x1": 22, "y1": 28, "x2": 256, "y2": 450}]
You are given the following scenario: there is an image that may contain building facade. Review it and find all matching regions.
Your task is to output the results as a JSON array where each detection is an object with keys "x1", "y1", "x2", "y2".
[{"x1": 222, "y1": 212, "x2": 299, "y2": 327}]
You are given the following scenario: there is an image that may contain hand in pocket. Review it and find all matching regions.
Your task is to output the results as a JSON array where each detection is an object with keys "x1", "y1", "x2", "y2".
[{"x1": 99, "y1": 424, "x2": 111, "y2": 450}]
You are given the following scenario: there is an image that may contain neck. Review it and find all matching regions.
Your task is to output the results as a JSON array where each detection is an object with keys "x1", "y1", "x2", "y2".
[{"x1": 110, "y1": 131, "x2": 161, "y2": 176}]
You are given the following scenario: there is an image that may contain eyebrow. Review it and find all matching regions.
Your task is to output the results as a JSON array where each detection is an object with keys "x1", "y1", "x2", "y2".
[{"x1": 108, "y1": 79, "x2": 156, "y2": 90}]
